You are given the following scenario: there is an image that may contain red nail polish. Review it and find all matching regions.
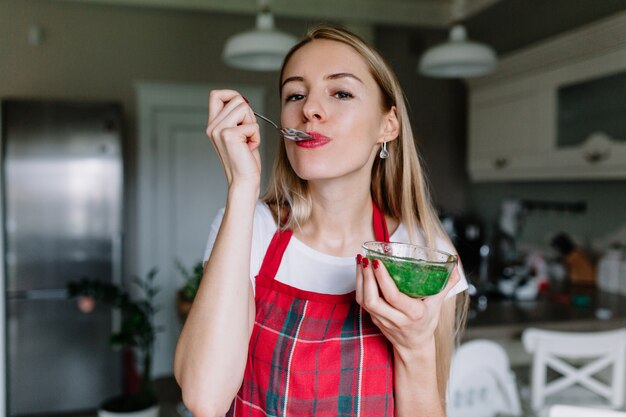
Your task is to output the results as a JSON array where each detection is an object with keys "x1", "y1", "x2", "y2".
[
  {"x1": 356, "y1": 254, "x2": 363, "y2": 265},
  {"x1": 372, "y1": 259, "x2": 379, "y2": 269},
  {"x1": 242, "y1": 96, "x2": 249, "y2": 104},
  {"x1": 362, "y1": 258, "x2": 369, "y2": 268}
]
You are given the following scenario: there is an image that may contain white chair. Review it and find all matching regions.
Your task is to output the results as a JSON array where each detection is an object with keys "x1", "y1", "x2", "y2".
[
  {"x1": 549, "y1": 405, "x2": 626, "y2": 417},
  {"x1": 522, "y1": 327, "x2": 626, "y2": 413},
  {"x1": 447, "y1": 339, "x2": 522, "y2": 417}
]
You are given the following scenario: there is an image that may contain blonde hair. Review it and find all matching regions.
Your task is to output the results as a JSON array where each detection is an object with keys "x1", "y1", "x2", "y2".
[{"x1": 262, "y1": 24, "x2": 468, "y2": 403}]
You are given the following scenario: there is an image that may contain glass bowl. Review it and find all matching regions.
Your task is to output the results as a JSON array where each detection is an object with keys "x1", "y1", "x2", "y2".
[{"x1": 362, "y1": 241, "x2": 457, "y2": 297}]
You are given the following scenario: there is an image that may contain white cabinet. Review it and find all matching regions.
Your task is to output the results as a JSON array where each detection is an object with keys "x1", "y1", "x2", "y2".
[{"x1": 468, "y1": 12, "x2": 626, "y2": 182}]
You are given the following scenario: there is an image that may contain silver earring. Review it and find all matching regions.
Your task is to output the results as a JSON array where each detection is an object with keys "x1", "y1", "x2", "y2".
[{"x1": 379, "y1": 142, "x2": 389, "y2": 159}]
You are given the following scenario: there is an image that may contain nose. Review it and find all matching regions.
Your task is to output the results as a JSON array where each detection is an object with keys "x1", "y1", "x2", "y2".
[{"x1": 301, "y1": 94, "x2": 325, "y2": 123}]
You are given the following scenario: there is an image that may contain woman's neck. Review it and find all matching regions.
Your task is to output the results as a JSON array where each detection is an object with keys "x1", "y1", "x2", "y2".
[{"x1": 293, "y1": 177, "x2": 376, "y2": 257}]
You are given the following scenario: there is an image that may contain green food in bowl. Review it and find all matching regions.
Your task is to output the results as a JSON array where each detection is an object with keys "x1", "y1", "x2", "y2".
[{"x1": 362, "y1": 241, "x2": 457, "y2": 297}]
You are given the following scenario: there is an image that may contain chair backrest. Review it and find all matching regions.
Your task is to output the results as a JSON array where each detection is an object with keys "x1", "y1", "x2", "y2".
[
  {"x1": 522, "y1": 327, "x2": 626, "y2": 411},
  {"x1": 447, "y1": 339, "x2": 522, "y2": 417},
  {"x1": 549, "y1": 405, "x2": 626, "y2": 417}
]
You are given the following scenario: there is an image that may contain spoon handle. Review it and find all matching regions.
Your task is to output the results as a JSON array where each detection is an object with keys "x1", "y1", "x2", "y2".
[
  {"x1": 252, "y1": 111, "x2": 311, "y2": 141},
  {"x1": 253, "y1": 112, "x2": 279, "y2": 130}
]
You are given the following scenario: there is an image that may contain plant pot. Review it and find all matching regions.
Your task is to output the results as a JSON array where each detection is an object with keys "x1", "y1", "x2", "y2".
[
  {"x1": 98, "y1": 404, "x2": 159, "y2": 417},
  {"x1": 176, "y1": 290, "x2": 194, "y2": 322}
]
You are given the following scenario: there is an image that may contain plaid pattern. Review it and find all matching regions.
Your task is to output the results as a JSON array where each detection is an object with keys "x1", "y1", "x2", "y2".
[{"x1": 226, "y1": 203, "x2": 393, "y2": 417}]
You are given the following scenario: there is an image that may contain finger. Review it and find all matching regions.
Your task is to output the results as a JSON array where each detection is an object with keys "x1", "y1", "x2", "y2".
[
  {"x1": 210, "y1": 103, "x2": 257, "y2": 151},
  {"x1": 215, "y1": 123, "x2": 260, "y2": 170},
  {"x1": 208, "y1": 93, "x2": 256, "y2": 148},
  {"x1": 216, "y1": 103, "x2": 260, "y2": 144},
  {"x1": 220, "y1": 123, "x2": 261, "y2": 148},
  {"x1": 209, "y1": 97, "x2": 252, "y2": 136},
  {"x1": 361, "y1": 257, "x2": 378, "y2": 305},
  {"x1": 208, "y1": 89, "x2": 240, "y2": 123},
  {"x1": 355, "y1": 254, "x2": 364, "y2": 305},
  {"x1": 370, "y1": 259, "x2": 423, "y2": 318},
  {"x1": 211, "y1": 122, "x2": 261, "y2": 184},
  {"x1": 361, "y1": 259, "x2": 405, "y2": 323}
]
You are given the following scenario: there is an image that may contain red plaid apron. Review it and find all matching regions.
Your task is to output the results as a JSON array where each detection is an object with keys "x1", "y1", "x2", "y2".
[{"x1": 226, "y1": 202, "x2": 394, "y2": 417}]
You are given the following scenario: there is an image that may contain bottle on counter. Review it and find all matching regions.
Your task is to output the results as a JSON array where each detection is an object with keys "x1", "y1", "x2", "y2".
[{"x1": 597, "y1": 245, "x2": 625, "y2": 294}]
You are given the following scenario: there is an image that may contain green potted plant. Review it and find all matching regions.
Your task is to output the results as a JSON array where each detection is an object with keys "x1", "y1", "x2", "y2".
[
  {"x1": 175, "y1": 259, "x2": 203, "y2": 322},
  {"x1": 67, "y1": 268, "x2": 160, "y2": 417}
]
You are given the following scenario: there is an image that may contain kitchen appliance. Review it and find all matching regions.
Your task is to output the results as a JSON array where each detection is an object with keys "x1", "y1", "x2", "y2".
[
  {"x1": 440, "y1": 213, "x2": 485, "y2": 282},
  {"x1": 489, "y1": 198, "x2": 587, "y2": 286},
  {"x1": 1, "y1": 99, "x2": 123, "y2": 415}
]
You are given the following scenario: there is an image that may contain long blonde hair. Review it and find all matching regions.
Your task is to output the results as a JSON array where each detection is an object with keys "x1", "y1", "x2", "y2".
[{"x1": 262, "y1": 24, "x2": 468, "y2": 403}]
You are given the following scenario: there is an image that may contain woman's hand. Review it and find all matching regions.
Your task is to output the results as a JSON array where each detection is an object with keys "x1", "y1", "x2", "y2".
[
  {"x1": 355, "y1": 255, "x2": 461, "y2": 359},
  {"x1": 206, "y1": 89, "x2": 262, "y2": 191}
]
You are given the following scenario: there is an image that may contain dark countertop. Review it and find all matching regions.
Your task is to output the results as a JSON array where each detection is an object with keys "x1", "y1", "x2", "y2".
[{"x1": 464, "y1": 287, "x2": 626, "y2": 340}]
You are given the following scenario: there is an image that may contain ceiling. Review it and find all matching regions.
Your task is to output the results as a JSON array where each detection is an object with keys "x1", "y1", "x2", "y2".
[
  {"x1": 54, "y1": 0, "x2": 503, "y2": 28},
  {"x1": 465, "y1": 0, "x2": 626, "y2": 55},
  {"x1": 54, "y1": 0, "x2": 626, "y2": 56}
]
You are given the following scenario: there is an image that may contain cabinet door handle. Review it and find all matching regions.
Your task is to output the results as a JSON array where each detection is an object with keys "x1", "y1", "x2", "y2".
[
  {"x1": 493, "y1": 157, "x2": 509, "y2": 169},
  {"x1": 584, "y1": 150, "x2": 610, "y2": 164}
]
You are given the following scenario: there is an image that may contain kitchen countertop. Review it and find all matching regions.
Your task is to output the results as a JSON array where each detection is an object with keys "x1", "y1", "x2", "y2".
[{"x1": 464, "y1": 287, "x2": 626, "y2": 340}]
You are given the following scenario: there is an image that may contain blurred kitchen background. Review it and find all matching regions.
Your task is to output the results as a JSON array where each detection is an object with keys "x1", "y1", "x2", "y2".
[{"x1": 1, "y1": 0, "x2": 626, "y2": 416}]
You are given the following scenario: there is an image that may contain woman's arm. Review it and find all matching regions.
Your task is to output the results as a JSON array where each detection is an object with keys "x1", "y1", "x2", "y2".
[
  {"x1": 356, "y1": 257, "x2": 461, "y2": 417},
  {"x1": 174, "y1": 90, "x2": 261, "y2": 417},
  {"x1": 393, "y1": 298, "x2": 456, "y2": 417}
]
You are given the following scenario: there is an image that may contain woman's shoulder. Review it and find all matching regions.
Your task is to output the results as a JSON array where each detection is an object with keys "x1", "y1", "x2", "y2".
[{"x1": 390, "y1": 222, "x2": 424, "y2": 245}]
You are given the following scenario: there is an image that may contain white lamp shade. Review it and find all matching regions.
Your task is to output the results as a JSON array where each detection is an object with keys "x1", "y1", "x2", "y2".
[
  {"x1": 418, "y1": 25, "x2": 497, "y2": 78},
  {"x1": 223, "y1": 12, "x2": 297, "y2": 71}
]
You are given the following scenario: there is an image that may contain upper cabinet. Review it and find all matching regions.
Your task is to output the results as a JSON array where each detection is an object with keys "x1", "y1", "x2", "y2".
[{"x1": 467, "y1": 12, "x2": 626, "y2": 182}]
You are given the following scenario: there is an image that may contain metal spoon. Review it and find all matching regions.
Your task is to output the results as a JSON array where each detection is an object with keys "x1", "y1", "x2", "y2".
[{"x1": 253, "y1": 111, "x2": 312, "y2": 141}]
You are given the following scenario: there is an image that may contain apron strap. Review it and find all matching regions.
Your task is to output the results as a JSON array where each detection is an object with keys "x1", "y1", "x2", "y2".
[
  {"x1": 257, "y1": 200, "x2": 390, "y2": 280},
  {"x1": 256, "y1": 229, "x2": 292, "y2": 280}
]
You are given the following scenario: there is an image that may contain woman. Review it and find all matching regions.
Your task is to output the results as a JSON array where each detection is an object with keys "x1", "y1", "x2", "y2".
[{"x1": 174, "y1": 25, "x2": 468, "y2": 417}]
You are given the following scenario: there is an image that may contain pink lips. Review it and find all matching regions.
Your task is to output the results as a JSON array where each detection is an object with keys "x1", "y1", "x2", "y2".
[{"x1": 296, "y1": 131, "x2": 331, "y2": 148}]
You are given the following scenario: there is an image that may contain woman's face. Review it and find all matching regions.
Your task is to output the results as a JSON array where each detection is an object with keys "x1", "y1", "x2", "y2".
[{"x1": 280, "y1": 39, "x2": 398, "y2": 182}]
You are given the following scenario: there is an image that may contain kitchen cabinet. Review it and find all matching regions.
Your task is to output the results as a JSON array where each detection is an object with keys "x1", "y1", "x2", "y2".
[{"x1": 468, "y1": 11, "x2": 626, "y2": 182}]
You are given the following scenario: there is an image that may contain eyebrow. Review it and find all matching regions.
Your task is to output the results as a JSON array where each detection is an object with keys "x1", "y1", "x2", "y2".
[{"x1": 281, "y1": 72, "x2": 364, "y2": 89}]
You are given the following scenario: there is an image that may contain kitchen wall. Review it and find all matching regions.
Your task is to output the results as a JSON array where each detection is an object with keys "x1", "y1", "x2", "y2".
[
  {"x1": 4, "y1": 0, "x2": 625, "y2": 264},
  {"x1": 1, "y1": 0, "x2": 475, "y2": 277},
  {"x1": 3, "y1": 1, "x2": 482, "y2": 388},
  {"x1": 470, "y1": 181, "x2": 626, "y2": 255},
  {"x1": 375, "y1": 7, "x2": 626, "y2": 256},
  {"x1": 0, "y1": 0, "x2": 304, "y2": 277},
  {"x1": 463, "y1": 1, "x2": 626, "y2": 255},
  {"x1": 376, "y1": 26, "x2": 469, "y2": 216}
]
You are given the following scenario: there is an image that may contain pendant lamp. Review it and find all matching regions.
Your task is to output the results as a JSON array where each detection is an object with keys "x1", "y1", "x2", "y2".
[
  {"x1": 222, "y1": 1, "x2": 297, "y2": 71},
  {"x1": 418, "y1": 24, "x2": 497, "y2": 78}
]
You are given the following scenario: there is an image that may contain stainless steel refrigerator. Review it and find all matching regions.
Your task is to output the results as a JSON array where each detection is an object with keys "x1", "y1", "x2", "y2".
[{"x1": 2, "y1": 99, "x2": 124, "y2": 415}]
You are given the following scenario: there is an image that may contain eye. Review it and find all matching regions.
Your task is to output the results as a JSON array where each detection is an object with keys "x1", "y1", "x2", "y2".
[
  {"x1": 285, "y1": 94, "x2": 305, "y2": 102},
  {"x1": 333, "y1": 91, "x2": 354, "y2": 100}
]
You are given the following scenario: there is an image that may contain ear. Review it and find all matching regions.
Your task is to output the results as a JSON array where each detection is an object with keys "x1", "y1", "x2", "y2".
[{"x1": 378, "y1": 106, "x2": 400, "y2": 144}]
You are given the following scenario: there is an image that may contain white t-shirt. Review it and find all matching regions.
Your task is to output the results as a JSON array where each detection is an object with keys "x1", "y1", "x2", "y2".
[{"x1": 203, "y1": 201, "x2": 468, "y2": 298}]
